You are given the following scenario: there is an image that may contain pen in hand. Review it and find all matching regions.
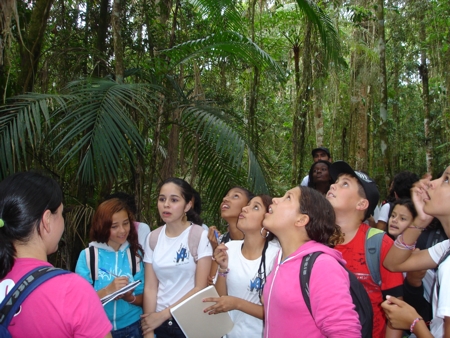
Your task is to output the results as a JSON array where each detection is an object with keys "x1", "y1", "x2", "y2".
[
  {"x1": 100, "y1": 267, "x2": 122, "y2": 278},
  {"x1": 214, "y1": 230, "x2": 220, "y2": 243}
]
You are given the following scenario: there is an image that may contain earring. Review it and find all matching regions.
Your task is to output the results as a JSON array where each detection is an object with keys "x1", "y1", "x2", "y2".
[
  {"x1": 182, "y1": 212, "x2": 187, "y2": 223},
  {"x1": 260, "y1": 227, "x2": 269, "y2": 238}
]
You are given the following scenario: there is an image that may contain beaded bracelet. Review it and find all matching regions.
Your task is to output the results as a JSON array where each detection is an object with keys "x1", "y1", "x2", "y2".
[
  {"x1": 218, "y1": 268, "x2": 230, "y2": 277},
  {"x1": 394, "y1": 234, "x2": 416, "y2": 250},
  {"x1": 128, "y1": 295, "x2": 136, "y2": 304},
  {"x1": 410, "y1": 317, "x2": 423, "y2": 333}
]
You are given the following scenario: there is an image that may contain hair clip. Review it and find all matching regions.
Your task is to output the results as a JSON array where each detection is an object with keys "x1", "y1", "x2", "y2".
[{"x1": 0, "y1": 219, "x2": 4, "y2": 227}]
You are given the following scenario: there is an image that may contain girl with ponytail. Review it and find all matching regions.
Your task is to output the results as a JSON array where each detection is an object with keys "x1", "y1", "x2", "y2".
[
  {"x1": 141, "y1": 178, "x2": 212, "y2": 337},
  {"x1": 203, "y1": 195, "x2": 280, "y2": 338},
  {"x1": 0, "y1": 171, "x2": 111, "y2": 337},
  {"x1": 262, "y1": 186, "x2": 361, "y2": 338}
]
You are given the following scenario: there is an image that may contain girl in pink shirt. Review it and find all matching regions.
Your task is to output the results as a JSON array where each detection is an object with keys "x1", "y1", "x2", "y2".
[{"x1": 262, "y1": 186, "x2": 361, "y2": 338}]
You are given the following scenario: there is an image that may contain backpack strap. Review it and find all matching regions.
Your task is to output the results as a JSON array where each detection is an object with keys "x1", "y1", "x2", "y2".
[
  {"x1": 188, "y1": 224, "x2": 205, "y2": 263},
  {"x1": 149, "y1": 226, "x2": 164, "y2": 252},
  {"x1": 299, "y1": 252, "x2": 323, "y2": 316},
  {"x1": 149, "y1": 224, "x2": 204, "y2": 263},
  {"x1": 365, "y1": 227, "x2": 384, "y2": 286},
  {"x1": 85, "y1": 246, "x2": 98, "y2": 285},
  {"x1": 0, "y1": 267, "x2": 70, "y2": 328},
  {"x1": 126, "y1": 247, "x2": 141, "y2": 275}
]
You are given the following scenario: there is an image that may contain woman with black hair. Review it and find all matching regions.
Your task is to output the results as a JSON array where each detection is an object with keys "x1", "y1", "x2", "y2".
[
  {"x1": 207, "y1": 186, "x2": 254, "y2": 284},
  {"x1": 141, "y1": 178, "x2": 212, "y2": 338},
  {"x1": 0, "y1": 172, "x2": 112, "y2": 337},
  {"x1": 203, "y1": 195, "x2": 279, "y2": 338},
  {"x1": 307, "y1": 160, "x2": 334, "y2": 195}
]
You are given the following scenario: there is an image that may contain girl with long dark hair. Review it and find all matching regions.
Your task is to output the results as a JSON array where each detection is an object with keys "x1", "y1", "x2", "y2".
[{"x1": 203, "y1": 195, "x2": 279, "y2": 337}]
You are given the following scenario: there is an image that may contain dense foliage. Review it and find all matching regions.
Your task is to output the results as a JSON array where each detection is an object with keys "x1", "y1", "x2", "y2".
[{"x1": 0, "y1": 0, "x2": 448, "y2": 269}]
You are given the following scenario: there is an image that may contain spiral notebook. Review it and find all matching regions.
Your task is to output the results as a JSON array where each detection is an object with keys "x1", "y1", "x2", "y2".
[
  {"x1": 170, "y1": 285, "x2": 234, "y2": 338},
  {"x1": 100, "y1": 280, "x2": 141, "y2": 306}
]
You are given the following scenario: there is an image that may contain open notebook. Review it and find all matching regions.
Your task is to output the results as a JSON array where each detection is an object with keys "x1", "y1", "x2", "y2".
[
  {"x1": 100, "y1": 280, "x2": 141, "y2": 306},
  {"x1": 170, "y1": 285, "x2": 234, "y2": 338}
]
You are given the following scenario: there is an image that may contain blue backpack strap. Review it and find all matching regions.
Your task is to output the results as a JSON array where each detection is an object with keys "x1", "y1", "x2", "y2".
[
  {"x1": 0, "y1": 266, "x2": 70, "y2": 329},
  {"x1": 365, "y1": 227, "x2": 384, "y2": 286}
]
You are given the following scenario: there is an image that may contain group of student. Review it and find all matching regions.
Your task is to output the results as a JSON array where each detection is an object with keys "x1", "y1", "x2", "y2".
[{"x1": 1, "y1": 153, "x2": 450, "y2": 338}]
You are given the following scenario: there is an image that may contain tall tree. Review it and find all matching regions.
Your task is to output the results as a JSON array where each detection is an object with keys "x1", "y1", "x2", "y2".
[
  {"x1": 18, "y1": 0, "x2": 54, "y2": 93},
  {"x1": 377, "y1": 0, "x2": 390, "y2": 190}
]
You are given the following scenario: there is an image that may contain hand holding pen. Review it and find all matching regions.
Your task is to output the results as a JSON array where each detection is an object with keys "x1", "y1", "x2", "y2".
[
  {"x1": 100, "y1": 268, "x2": 129, "y2": 294},
  {"x1": 207, "y1": 226, "x2": 221, "y2": 250}
]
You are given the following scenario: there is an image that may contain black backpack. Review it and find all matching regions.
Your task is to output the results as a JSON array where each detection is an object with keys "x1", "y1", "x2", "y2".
[
  {"x1": 300, "y1": 252, "x2": 373, "y2": 338},
  {"x1": 0, "y1": 266, "x2": 70, "y2": 338}
]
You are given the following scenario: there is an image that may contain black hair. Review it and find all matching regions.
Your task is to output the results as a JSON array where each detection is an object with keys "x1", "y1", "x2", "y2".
[
  {"x1": 392, "y1": 171, "x2": 419, "y2": 199},
  {"x1": 307, "y1": 160, "x2": 334, "y2": 191},
  {"x1": 105, "y1": 192, "x2": 137, "y2": 215},
  {"x1": 254, "y1": 194, "x2": 274, "y2": 297},
  {"x1": 298, "y1": 186, "x2": 343, "y2": 247},
  {"x1": 390, "y1": 198, "x2": 417, "y2": 220},
  {"x1": 0, "y1": 172, "x2": 63, "y2": 279},
  {"x1": 159, "y1": 178, "x2": 203, "y2": 225},
  {"x1": 227, "y1": 186, "x2": 255, "y2": 202}
]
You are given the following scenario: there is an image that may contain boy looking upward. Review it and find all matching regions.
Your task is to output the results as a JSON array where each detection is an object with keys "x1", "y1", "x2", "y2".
[{"x1": 327, "y1": 161, "x2": 404, "y2": 338}]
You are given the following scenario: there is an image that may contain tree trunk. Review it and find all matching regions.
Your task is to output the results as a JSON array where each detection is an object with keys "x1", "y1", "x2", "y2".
[
  {"x1": 419, "y1": 17, "x2": 432, "y2": 174},
  {"x1": 248, "y1": 0, "x2": 259, "y2": 151},
  {"x1": 93, "y1": 0, "x2": 110, "y2": 77},
  {"x1": 291, "y1": 43, "x2": 300, "y2": 184},
  {"x1": 349, "y1": 35, "x2": 369, "y2": 171},
  {"x1": 111, "y1": 0, "x2": 124, "y2": 83},
  {"x1": 293, "y1": 21, "x2": 312, "y2": 185},
  {"x1": 18, "y1": 0, "x2": 54, "y2": 93},
  {"x1": 392, "y1": 60, "x2": 400, "y2": 172},
  {"x1": 377, "y1": 0, "x2": 390, "y2": 191},
  {"x1": 161, "y1": 1, "x2": 181, "y2": 179}
]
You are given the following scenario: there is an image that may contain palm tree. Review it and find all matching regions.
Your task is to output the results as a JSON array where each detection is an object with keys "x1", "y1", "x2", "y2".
[{"x1": 0, "y1": 0, "x2": 342, "y2": 269}]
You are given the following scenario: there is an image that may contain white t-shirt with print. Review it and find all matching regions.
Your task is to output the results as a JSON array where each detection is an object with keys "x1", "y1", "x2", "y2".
[
  {"x1": 143, "y1": 224, "x2": 212, "y2": 312},
  {"x1": 428, "y1": 239, "x2": 450, "y2": 337},
  {"x1": 225, "y1": 240, "x2": 280, "y2": 338}
]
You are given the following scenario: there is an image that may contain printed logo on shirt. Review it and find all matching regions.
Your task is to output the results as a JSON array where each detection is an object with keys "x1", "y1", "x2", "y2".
[
  {"x1": 174, "y1": 243, "x2": 190, "y2": 265},
  {"x1": 0, "y1": 279, "x2": 22, "y2": 317},
  {"x1": 248, "y1": 275, "x2": 264, "y2": 293}
]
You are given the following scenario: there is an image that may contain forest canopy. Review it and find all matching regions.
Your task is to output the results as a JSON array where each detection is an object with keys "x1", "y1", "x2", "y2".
[{"x1": 0, "y1": 0, "x2": 449, "y2": 268}]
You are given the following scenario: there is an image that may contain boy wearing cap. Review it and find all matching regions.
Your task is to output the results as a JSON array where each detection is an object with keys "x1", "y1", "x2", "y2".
[
  {"x1": 327, "y1": 161, "x2": 404, "y2": 338},
  {"x1": 300, "y1": 147, "x2": 332, "y2": 186}
]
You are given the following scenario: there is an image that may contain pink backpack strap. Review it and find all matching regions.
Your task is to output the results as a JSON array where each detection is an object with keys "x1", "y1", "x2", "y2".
[
  {"x1": 188, "y1": 224, "x2": 205, "y2": 263},
  {"x1": 149, "y1": 226, "x2": 164, "y2": 251}
]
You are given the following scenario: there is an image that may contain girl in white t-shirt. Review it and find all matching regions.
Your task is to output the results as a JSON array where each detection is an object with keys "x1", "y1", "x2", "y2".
[
  {"x1": 203, "y1": 195, "x2": 279, "y2": 338},
  {"x1": 382, "y1": 167, "x2": 450, "y2": 338},
  {"x1": 141, "y1": 178, "x2": 212, "y2": 338}
]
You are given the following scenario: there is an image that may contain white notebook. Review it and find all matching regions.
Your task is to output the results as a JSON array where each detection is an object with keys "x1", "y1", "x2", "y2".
[
  {"x1": 170, "y1": 285, "x2": 234, "y2": 338},
  {"x1": 100, "y1": 280, "x2": 141, "y2": 306}
]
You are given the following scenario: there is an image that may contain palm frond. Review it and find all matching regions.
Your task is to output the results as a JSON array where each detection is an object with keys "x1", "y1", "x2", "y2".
[
  {"x1": 189, "y1": 0, "x2": 245, "y2": 33},
  {"x1": 181, "y1": 105, "x2": 271, "y2": 201},
  {"x1": 162, "y1": 31, "x2": 286, "y2": 82},
  {"x1": 51, "y1": 79, "x2": 160, "y2": 184},
  {"x1": 0, "y1": 94, "x2": 68, "y2": 179},
  {"x1": 295, "y1": 0, "x2": 344, "y2": 67}
]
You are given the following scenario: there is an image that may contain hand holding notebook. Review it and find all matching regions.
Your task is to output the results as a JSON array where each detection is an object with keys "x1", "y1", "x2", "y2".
[{"x1": 100, "y1": 280, "x2": 141, "y2": 306}]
